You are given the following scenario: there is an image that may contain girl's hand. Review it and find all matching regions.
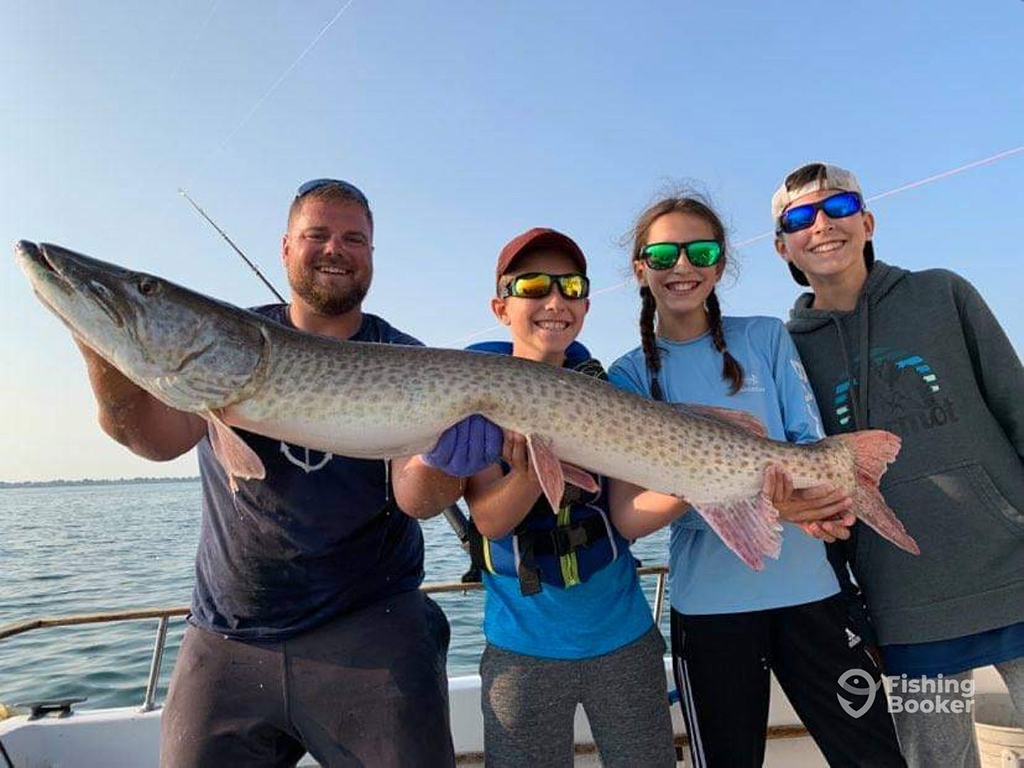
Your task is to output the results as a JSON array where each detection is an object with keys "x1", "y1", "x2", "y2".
[{"x1": 762, "y1": 464, "x2": 855, "y2": 527}]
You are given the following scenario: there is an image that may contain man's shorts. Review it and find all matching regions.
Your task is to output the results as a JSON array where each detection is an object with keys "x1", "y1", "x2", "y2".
[{"x1": 161, "y1": 590, "x2": 454, "y2": 767}]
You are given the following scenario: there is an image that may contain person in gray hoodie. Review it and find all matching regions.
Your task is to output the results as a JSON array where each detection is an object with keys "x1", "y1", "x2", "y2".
[{"x1": 772, "y1": 161, "x2": 1024, "y2": 768}]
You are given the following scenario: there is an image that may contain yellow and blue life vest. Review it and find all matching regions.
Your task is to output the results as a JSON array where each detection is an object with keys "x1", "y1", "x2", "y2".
[{"x1": 464, "y1": 341, "x2": 635, "y2": 596}]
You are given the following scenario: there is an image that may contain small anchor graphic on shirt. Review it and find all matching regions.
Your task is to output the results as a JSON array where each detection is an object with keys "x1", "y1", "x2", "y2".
[{"x1": 279, "y1": 442, "x2": 333, "y2": 473}]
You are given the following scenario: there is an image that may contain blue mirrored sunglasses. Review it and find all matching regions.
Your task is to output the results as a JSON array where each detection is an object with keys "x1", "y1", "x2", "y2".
[
  {"x1": 778, "y1": 191, "x2": 863, "y2": 234},
  {"x1": 295, "y1": 178, "x2": 370, "y2": 206}
]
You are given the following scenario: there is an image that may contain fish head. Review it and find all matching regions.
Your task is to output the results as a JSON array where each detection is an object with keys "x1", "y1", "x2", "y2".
[{"x1": 16, "y1": 241, "x2": 269, "y2": 412}]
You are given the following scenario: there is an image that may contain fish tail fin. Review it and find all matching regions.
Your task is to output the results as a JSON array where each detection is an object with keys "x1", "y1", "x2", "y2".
[
  {"x1": 695, "y1": 492, "x2": 783, "y2": 571},
  {"x1": 831, "y1": 430, "x2": 920, "y2": 555}
]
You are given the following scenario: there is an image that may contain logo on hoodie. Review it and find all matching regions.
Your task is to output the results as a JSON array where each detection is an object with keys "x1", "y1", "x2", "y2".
[{"x1": 832, "y1": 351, "x2": 958, "y2": 436}]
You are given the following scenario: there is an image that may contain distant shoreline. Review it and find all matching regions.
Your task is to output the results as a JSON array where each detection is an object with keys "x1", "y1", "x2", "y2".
[{"x1": 0, "y1": 476, "x2": 199, "y2": 489}]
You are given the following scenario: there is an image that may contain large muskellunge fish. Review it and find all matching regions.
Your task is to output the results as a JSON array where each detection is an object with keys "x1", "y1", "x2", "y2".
[{"x1": 16, "y1": 241, "x2": 919, "y2": 569}]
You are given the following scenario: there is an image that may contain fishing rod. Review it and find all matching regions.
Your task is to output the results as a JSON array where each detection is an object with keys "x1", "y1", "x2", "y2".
[
  {"x1": 177, "y1": 187, "x2": 476, "y2": 567},
  {"x1": 178, "y1": 188, "x2": 285, "y2": 302}
]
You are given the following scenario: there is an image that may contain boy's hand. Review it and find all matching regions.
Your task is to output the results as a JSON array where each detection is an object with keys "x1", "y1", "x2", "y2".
[
  {"x1": 502, "y1": 430, "x2": 529, "y2": 473},
  {"x1": 799, "y1": 514, "x2": 856, "y2": 543},
  {"x1": 423, "y1": 415, "x2": 503, "y2": 477}
]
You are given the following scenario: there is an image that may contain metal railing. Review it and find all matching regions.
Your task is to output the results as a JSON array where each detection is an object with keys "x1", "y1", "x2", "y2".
[{"x1": 0, "y1": 566, "x2": 669, "y2": 713}]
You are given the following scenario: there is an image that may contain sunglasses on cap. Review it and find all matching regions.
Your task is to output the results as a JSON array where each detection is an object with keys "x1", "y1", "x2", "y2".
[
  {"x1": 295, "y1": 178, "x2": 370, "y2": 206},
  {"x1": 639, "y1": 240, "x2": 723, "y2": 270},
  {"x1": 777, "y1": 191, "x2": 863, "y2": 234},
  {"x1": 499, "y1": 272, "x2": 590, "y2": 300}
]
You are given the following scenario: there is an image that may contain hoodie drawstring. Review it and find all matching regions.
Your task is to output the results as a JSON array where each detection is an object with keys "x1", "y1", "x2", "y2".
[
  {"x1": 832, "y1": 316, "x2": 861, "y2": 428},
  {"x1": 830, "y1": 291, "x2": 872, "y2": 430}
]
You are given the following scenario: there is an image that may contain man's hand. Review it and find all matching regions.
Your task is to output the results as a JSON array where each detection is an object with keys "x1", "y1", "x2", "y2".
[
  {"x1": 422, "y1": 415, "x2": 503, "y2": 477},
  {"x1": 762, "y1": 464, "x2": 856, "y2": 542}
]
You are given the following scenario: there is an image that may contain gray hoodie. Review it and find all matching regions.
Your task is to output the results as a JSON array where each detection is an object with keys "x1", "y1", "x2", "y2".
[{"x1": 787, "y1": 260, "x2": 1024, "y2": 645}]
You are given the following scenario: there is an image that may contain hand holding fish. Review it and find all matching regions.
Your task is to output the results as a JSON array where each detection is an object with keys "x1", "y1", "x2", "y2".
[
  {"x1": 799, "y1": 516, "x2": 855, "y2": 543},
  {"x1": 71, "y1": 335, "x2": 207, "y2": 462},
  {"x1": 762, "y1": 464, "x2": 856, "y2": 542},
  {"x1": 422, "y1": 415, "x2": 503, "y2": 477}
]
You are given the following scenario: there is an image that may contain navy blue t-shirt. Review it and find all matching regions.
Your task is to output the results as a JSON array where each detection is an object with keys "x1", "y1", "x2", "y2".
[{"x1": 190, "y1": 306, "x2": 426, "y2": 640}]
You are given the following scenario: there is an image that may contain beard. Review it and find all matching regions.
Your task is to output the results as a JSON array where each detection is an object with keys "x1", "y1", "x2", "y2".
[{"x1": 288, "y1": 264, "x2": 370, "y2": 316}]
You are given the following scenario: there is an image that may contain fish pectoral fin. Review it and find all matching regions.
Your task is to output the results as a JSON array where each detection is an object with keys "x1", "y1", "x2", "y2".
[
  {"x1": 692, "y1": 493, "x2": 783, "y2": 571},
  {"x1": 205, "y1": 409, "x2": 266, "y2": 491},
  {"x1": 525, "y1": 433, "x2": 565, "y2": 512},
  {"x1": 677, "y1": 404, "x2": 769, "y2": 438},
  {"x1": 560, "y1": 462, "x2": 600, "y2": 494}
]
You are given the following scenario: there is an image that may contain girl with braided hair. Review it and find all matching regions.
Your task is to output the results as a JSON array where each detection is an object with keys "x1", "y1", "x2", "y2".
[{"x1": 607, "y1": 193, "x2": 906, "y2": 767}]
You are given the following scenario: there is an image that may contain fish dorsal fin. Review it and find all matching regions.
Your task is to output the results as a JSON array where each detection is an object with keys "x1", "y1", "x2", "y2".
[
  {"x1": 525, "y1": 434, "x2": 565, "y2": 512},
  {"x1": 205, "y1": 409, "x2": 266, "y2": 492},
  {"x1": 677, "y1": 404, "x2": 768, "y2": 438}
]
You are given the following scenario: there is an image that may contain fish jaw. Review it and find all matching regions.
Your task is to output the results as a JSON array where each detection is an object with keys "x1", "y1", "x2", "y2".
[{"x1": 17, "y1": 241, "x2": 270, "y2": 413}]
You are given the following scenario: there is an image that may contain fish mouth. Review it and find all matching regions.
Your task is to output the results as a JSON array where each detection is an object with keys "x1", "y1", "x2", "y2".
[
  {"x1": 17, "y1": 241, "x2": 127, "y2": 328},
  {"x1": 16, "y1": 239, "x2": 72, "y2": 308},
  {"x1": 16, "y1": 240, "x2": 61, "y2": 282}
]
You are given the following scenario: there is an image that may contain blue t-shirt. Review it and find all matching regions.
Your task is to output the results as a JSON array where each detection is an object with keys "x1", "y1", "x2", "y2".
[
  {"x1": 882, "y1": 621, "x2": 1024, "y2": 677},
  {"x1": 473, "y1": 343, "x2": 654, "y2": 659},
  {"x1": 609, "y1": 316, "x2": 840, "y2": 615},
  {"x1": 191, "y1": 307, "x2": 426, "y2": 640}
]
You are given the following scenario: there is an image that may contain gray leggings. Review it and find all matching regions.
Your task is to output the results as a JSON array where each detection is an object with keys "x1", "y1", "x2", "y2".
[
  {"x1": 892, "y1": 655, "x2": 1024, "y2": 768},
  {"x1": 480, "y1": 625, "x2": 676, "y2": 768}
]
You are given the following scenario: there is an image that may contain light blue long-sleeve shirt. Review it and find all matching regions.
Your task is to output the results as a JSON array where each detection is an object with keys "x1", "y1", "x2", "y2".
[{"x1": 609, "y1": 316, "x2": 839, "y2": 615}]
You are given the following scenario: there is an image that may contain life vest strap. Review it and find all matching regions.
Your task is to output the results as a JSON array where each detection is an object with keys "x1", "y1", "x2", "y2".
[{"x1": 529, "y1": 515, "x2": 610, "y2": 557}]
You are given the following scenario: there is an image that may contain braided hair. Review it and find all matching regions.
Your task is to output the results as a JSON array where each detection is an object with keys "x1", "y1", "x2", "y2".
[{"x1": 630, "y1": 195, "x2": 744, "y2": 398}]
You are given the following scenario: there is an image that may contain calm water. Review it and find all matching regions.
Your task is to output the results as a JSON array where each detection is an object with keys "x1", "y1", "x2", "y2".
[{"x1": 0, "y1": 481, "x2": 670, "y2": 710}]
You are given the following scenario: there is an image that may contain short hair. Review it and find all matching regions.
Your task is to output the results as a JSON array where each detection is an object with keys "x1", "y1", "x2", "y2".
[{"x1": 287, "y1": 184, "x2": 374, "y2": 232}]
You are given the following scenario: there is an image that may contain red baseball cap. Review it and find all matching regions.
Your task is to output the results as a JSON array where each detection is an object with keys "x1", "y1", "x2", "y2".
[{"x1": 495, "y1": 228, "x2": 587, "y2": 292}]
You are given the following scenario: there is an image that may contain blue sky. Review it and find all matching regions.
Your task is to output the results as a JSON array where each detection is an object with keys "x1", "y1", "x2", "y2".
[{"x1": 2, "y1": 1, "x2": 1021, "y2": 481}]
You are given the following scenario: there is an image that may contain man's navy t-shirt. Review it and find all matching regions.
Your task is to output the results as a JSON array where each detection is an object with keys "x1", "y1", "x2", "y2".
[{"x1": 190, "y1": 305, "x2": 425, "y2": 640}]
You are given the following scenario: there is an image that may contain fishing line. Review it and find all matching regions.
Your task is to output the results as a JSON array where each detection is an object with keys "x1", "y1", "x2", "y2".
[
  {"x1": 169, "y1": 0, "x2": 224, "y2": 83},
  {"x1": 443, "y1": 144, "x2": 1024, "y2": 348},
  {"x1": 216, "y1": 0, "x2": 357, "y2": 152}
]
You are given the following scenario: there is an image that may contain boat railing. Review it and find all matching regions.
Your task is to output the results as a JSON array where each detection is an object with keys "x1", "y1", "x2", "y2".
[{"x1": 0, "y1": 566, "x2": 669, "y2": 714}]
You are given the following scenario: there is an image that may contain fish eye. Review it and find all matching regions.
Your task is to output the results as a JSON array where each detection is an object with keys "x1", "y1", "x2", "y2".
[{"x1": 138, "y1": 277, "x2": 160, "y2": 296}]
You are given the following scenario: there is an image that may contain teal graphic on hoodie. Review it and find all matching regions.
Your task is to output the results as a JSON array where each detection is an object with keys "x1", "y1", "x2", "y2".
[{"x1": 831, "y1": 349, "x2": 952, "y2": 433}]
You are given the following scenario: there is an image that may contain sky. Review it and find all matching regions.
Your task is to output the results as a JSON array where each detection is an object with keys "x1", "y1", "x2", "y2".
[{"x1": 1, "y1": 1, "x2": 1021, "y2": 481}]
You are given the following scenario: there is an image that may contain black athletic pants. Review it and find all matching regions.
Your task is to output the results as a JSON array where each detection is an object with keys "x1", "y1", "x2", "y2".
[{"x1": 670, "y1": 596, "x2": 905, "y2": 768}]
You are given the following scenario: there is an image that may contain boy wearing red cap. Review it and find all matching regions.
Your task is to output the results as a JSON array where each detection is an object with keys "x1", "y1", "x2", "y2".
[{"x1": 462, "y1": 228, "x2": 676, "y2": 767}]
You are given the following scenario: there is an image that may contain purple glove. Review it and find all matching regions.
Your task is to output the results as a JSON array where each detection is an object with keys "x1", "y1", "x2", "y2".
[{"x1": 422, "y1": 415, "x2": 503, "y2": 477}]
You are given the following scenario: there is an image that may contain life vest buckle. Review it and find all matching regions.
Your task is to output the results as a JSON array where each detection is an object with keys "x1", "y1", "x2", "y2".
[{"x1": 551, "y1": 524, "x2": 590, "y2": 555}]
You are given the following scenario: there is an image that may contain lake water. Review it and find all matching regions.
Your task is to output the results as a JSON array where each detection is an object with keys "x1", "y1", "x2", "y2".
[{"x1": 0, "y1": 481, "x2": 670, "y2": 710}]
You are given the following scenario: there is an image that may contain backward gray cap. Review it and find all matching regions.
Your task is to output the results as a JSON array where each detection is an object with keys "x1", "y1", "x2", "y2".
[{"x1": 771, "y1": 163, "x2": 863, "y2": 223}]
